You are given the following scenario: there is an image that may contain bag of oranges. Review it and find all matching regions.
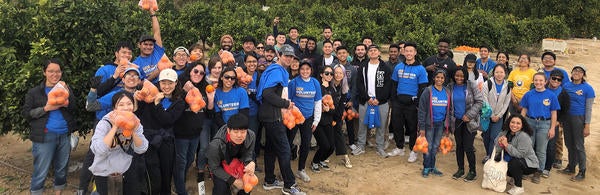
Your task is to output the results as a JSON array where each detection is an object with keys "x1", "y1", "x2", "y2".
[
  {"x1": 440, "y1": 136, "x2": 453, "y2": 155},
  {"x1": 413, "y1": 135, "x2": 429, "y2": 154},
  {"x1": 185, "y1": 87, "x2": 206, "y2": 112},
  {"x1": 135, "y1": 80, "x2": 160, "y2": 103},
  {"x1": 47, "y1": 82, "x2": 70, "y2": 106},
  {"x1": 110, "y1": 110, "x2": 140, "y2": 137}
]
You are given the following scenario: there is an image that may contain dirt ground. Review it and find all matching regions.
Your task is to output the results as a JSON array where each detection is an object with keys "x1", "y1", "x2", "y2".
[{"x1": 1, "y1": 39, "x2": 599, "y2": 195}]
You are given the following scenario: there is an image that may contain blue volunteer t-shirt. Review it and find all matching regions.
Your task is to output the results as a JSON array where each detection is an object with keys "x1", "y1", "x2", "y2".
[
  {"x1": 564, "y1": 82, "x2": 595, "y2": 116},
  {"x1": 520, "y1": 89, "x2": 560, "y2": 118},
  {"x1": 45, "y1": 87, "x2": 68, "y2": 134},
  {"x1": 215, "y1": 87, "x2": 250, "y2": 122},
  {"x1": 95, "y1": 90, "x2": 117, "y2": 120},
  {"x1": 476, "y1": 58, "x2": 497, "y2": 74},
  {"x1": 174, "y1": 65, "x2": 187, "y2": 76},
  {"x1": 161, "y1": 97, "x2": 173, "y2": 110},
  {"x1": 133, "y1": 44, "x2": 165, "y2": 83},
  {"x1": 431, "y1": 87, "x2": 448, "y2": 122},
  {"x1": 289, "y1": 77, "x2": 322, "y2": 118},
  {"x1": 392, "y1": 62, "x2": 428, "y2": 96},
  {"x1": 543, "y1": 68, "x2": 571, "y2": 85},
  {"x1": 248, "y1": 72, "x2": 259, "y2": 116},
  {"x1": 547, "y1": 86, "x2": 563, "y2": 96},
  {"x1": 453, "y1": 84, "x2": 466, "y2": 119},
  {"x1": 495, "y1": 81, "x2": 504, "y2": 95},
  {"x1": 94, "y1": 64, "x2": 122, "y2": 94}
]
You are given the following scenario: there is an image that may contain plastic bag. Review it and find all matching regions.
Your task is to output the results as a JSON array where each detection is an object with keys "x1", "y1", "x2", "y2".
[
  {"x1": 135, "y1": 80, "x2": 159, "y2": 103},
  {"x1": 47, "y1": 82, "x2": 70, "y2": 106},
  {"x1": 110, "y1": 110, "x2": 140, "y2": 137},
  {"x1": 185, "y1": 87, "x2": 206, "y2": 112}
]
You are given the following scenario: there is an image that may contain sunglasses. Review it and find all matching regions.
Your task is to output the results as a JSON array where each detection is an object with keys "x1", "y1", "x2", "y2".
[
  {"x1": 323, "y1": 71, "x2": 333, "y2": 76},
  {"x1": 551, "y1": 77, "x2": 563, "y2": 82},
  {"x1": 257, "y1": 47, "x2": 264, "y2": 49},
  {"x1": 192, "y1": 69, "x2": 205, "y2": 75},
  {"x1": 223, "y1": 75, "x2": 237, "y2": 81}
]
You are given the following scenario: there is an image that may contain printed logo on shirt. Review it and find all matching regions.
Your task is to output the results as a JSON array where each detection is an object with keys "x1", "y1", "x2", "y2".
[
  {"x1": 218, "y1": 101, "x2": 240, "y2": 111},
  {"x1": 142, "y1": 64, "x2": 157, "y2": 75},
  {"x1": 576, "y1": 89, "x2": 583, "y2": 96},
  {"x1": 295, "y1": 87, "x2": 316, "y2": 98},
  {"x1": 397, "y1": 69, "x2": 417, "y2": 79},
  {"x1": 376, "y1": 71, "x2": 385, "y2": 87},
  {"x1": 516, "y1": 80, "x2": 523, "y2": 87},
  {"x1": 543, "y1": 98, "x2": 550, "y2": 106},
  {"x1": 345, "y1": 70, "x2": 352, "y2": 79},
  {"x1": 432, "y1": 97, "x2": 448, "y2": 107}
]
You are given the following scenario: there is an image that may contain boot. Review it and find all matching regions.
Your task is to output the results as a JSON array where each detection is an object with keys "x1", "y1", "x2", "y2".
[
  {"x1": 531, "y1": 171, "x2": 541, "y2": 184},
  {"x1": 571, "y1": 169, "x2": 585, "y2": 181}
]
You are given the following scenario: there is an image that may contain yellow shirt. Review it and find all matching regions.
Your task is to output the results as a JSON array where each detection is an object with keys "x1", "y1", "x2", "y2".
[{"x1": 507, "y1": 68, "x2": 537, "y2": 100}]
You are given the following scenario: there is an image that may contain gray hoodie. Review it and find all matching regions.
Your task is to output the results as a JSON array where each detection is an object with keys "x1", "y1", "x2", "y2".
[{"x1": 89, "y1": 114, "x2": 148, "y2": 176}]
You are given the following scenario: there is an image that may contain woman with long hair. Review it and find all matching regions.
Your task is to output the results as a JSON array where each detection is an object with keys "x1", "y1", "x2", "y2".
[
  {"x1": 332, "y1": 64, "x2": 352, "y2": 168},
  {"x1": 311, "y1": 66, "x2": 338, "y2": 173},
  {"x1": 209, "y1": 66, "x2": 250, "y2": 127},
  {"x1": 481, "y1": 64, "x2": 511, "y2": 163}
]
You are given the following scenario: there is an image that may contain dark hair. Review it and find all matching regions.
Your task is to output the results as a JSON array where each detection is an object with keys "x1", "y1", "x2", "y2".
[
  {"x1": 189, "y1": 43, "x2": 203, "y2": 52},
  {"x1": 277, "y1": 32, "x2": 286, "y2": 37},
  {"x1": 479, "y1": 45, "x2": 491, "y2": 52},
  {"x1": 452, "y1": 65, "x2": 469, "y2": 84},
  {"x1": 43, "y1": 58, "x2": 62, "y2": 72},
  {"x1": 541, "y1": 51, "x2": 556, "y2": 61},
  {"x1": 180, "y1": 62, "x2": 208, "y2": 90},
  {"x1": 333, "y1": 39, "x2": 343, "y2": 45},
  {"x1": 264, "y1": 34, "x2": 274, "y2": 40},
  {"x1": 244, "y1": 53, "x2": 258, "y2": 62},
  {"x1": 242, "y1": 36, "x2": 257, "y2": 45},
  {"x1": 361, "y1": 36, "x2": 373, "y2": 42},
  {"x1": 354, "y1": 43, "x2": 367, "y2": 51},
  {"x1": 111, "y1": 91, "x2": 135, "y2": 109},
  {"x1": 115, "y1": 41, "x2": 134, "y2": 53},
  {"x1": 518, "y1": 54, "x2": 531, "y2": 64},
  {"x1": 227, "y1": 113, "x2": 249, "y2": 130},
  {"x1": 208, "y1": 55, "x2": 222, "y2": 70},
  {"x1": 336, "y1": 45, "x2": 348, "y2": 52},
  {"x1": 496, "y1": 52, "x2": 509, "y2": 66},
  {"x1": 503, "y1": 114, "x2": 533, "y2": 136},
  {"x1": 403, "y1": 42, "x2": 417, "y2": 50},
  {"x1": 491, "y1": 63, "x2": 508, "y2": 76},
  {"x1": 307, "y1": 36, "x2": 317, "y2": 43},
  {"x1": 289, "y1": 27, "x2": 299, "y2": 32},
  {"x1": 389, "y1": 44, "x2": 400, "y2": 51},
  {"x1": 438, "y1": 38, "x2": 450, "y2": 44},
  {"x1": 299, "y1": 35, "x2": 308, "y2": 40},
  {"x1": 218, "y1": 66, "x2": 238, "y2": 89},
  {"x1": 323, "y1": 40, "x2": 333, "y2": 47},
  {"x1": 323, "y1": 25, "x2": 332, "y2": 32},
  {"x1": 463, "y1": 53, "x2": 479, "y2": 80},
  {"x1": 397, "y1": 41, "x2": 406, "y2": 45}
]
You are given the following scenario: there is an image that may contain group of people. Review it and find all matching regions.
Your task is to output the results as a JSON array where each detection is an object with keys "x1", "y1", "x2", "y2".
[{"x1": 21, "y1": 10, "x2": 594, "y2": 195}]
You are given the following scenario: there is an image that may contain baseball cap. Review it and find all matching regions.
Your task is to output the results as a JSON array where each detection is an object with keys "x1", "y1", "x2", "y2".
[
  {"x1": 173, "y1": 46, "x2": 190, "y2": 56},
  {"x1": 265, "y1": 45, "x2": 276, "y2": 52},
  {"x1": 158, "y1": 69, "x2": 177, "y2": 82},
  {"x1": 138, "y1": 35, "x2": 156, "y2": 43},
  {"x1": 299, "y1": 59, "x2": 312, "y2": 69},
  {"x1": 123, "y1": 67, "x2": 141, "y2": 78},
  {"x1": 573, "y1": 64, "x2": 586, "y2": 72},
  {"x1": 280, "y1": 44, "x2": 297, "y2": 58},
  {"x1": 368, "y1": 44, "x2": 380, "y2": 50}
]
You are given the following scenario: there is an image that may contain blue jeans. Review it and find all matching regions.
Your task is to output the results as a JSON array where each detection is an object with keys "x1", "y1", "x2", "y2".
[
  {"x1": 174, "y1": 135, "x2": 201, "y2": 195},
  {"x1": 197, "y1": 118, "x2": 213, "y2": 171},
  {"x1": 526, "y1": 118, "x2": 551, "y2": 170},
  {"x1": 423, "y1": 122, "x2": 443, "y2": 169},
  {"x1": 263, "y1": 121, "x2": 295, "y2": 188},
  {"x1": 30, "y1": 132, "x2": 71, "y2": 194},
  {"x1": 483, "y1": 117, "x2": 504, "y2": 157}
]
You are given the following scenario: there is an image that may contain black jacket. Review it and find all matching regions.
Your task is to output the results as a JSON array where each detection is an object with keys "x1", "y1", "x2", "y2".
[
  {"x1": 22, "y1": 82, "x2": 78, "y2": 142},
  {"x1": 555, "y1": 88, "x2": 571, "y2": 123},
  {"x1": 206, "y1": 125, "x2": 255, "y2": 185},
  {"x1": 258, "y1": 84, "x2": 290, "y2": 123},
  {"x1": 136, "y1": 97, "x2": 185, "y2": 142},
  {"x1": 356, "y1": 59, "x2": 393, "y2": 105}
]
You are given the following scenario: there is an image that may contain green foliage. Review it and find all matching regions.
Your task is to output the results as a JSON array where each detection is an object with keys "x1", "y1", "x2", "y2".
[{"x1": 0, "y1": 0, "x2": 593, "y2": 138}]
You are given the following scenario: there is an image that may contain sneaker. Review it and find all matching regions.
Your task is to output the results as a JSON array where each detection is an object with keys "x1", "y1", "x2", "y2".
[
  {"x1": 422, "y1": 168, "x2": 431, "y2": 178},
  {"x1": 349, "y1": 144, "x2": 358, "y2": 151},
  {"x1": 311, "y1": 163, "x2": 321, "y2": 173},
  {"x1": 542, "y1": 170, "x2": 550, "y2": 178},
  {"x1": 319, "y1": 161, "x2": 331, "y2": 171},
  {"x1": 463, "y1": 170, "x2": 476, "y2": 182},
  {"x1": 197, "y1": 181, "x2": 205, "y2": 195},
  {"x1": 376, "y1": 149, "x2": 389, "y2": 158},
  {"x1": 552, "y1": 161, "x2": 562, "y2": 169},
  {"x1": 342, "y1": 155, "x2": 353, "y2": 168},
  {"x1": 531, "y1": 171, "x2": 541, "y2": 184},
  {"x1": 408, "y1": 151, "x2": 418, "y2": 163},
  {"x1": 282, "y1": 184, "x2": 306, "y2": 195},
  {"x1": 431, "y1": 168, "x2": 443, "y2": 176},
  {"x1": 389, "y1": 133, "x2": 394, "y2": 140},
  {"x1": 262, "y1": 180, "x2": 284, "y2": 190},
  {"x1": 384, "y1": 140, "x2": 390, "y2": 150},
  {"x1": 559, "y1": 167, "x2": 576, "y2": 175},
  {"x1": 387, "y1": 148, "x2": 405, "y2": 157},
  {"x1": 351, "y1": 147, "x2": 365, "y2": 156},
  {"x1": 507, "y1": 186, "x2": 524, "y2": 195},
  {"x1": 451, "y1": 169, "x2": 464, "y2": 180},
  {"x1": 481, "y1": 155, "x2": 490, "y2": 164},
  {"x1": 570, "y1": 169, "x2": 586, "y2": 181},
  {"x1": 295, "y1": 170, "x2": 311, "y2": 182}
]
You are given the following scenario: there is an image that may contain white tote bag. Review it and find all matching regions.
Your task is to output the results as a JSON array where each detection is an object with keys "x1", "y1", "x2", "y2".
[{"x1": 482, "y1": 147, "x2": 508, "y2": 192}]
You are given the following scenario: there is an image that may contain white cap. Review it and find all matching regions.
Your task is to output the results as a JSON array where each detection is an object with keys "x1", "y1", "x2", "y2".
[{"x1": 159, "y1": 69, "x2": 177, "y2": 82}]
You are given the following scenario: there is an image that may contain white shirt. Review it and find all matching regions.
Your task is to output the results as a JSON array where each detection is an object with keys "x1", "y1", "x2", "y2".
[
  {"x1": 324, "y1": 55, "x2": 334, "y2": 66},
  {"x1": 367, "y1": 62, "x2": 378, "y2": 97}
]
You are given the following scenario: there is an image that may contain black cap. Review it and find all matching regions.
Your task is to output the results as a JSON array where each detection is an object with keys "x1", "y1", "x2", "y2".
[
  {"x1": 368, "y1": 44, "x2": 380, "y2": 50},
  {"x1": 138, "y1": 35, "x2": 156, "y2": 43},
  {"x1": 265, "y1": 45, "x2": 276, "y2": 52},
  {"x1": 227, "y1": 113, "x2": 249, "y2": 130},
  {"x1": 550, "y1": 69, "x2": 563, "y2": 78},
  {"x1": 299, "y1": 59, "x2": 312, "y2": 68}
]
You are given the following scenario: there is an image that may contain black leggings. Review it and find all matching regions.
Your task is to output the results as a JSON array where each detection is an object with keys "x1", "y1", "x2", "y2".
[
  {"x1": 507, "y1": 158, "x2": 537, "y2": 187},
  {"x1": 313, "y1": 124, "x2": 334, "y2": 164},
  {"x1": 454, "y1": 120, "x2": 476, "y2": 171},
  {"x1": 287, "y1": 117, "x2": 314, "y2": 171},
  {"x1": 333, "y1": 120, "x2": 347, "y2": 155},
  {"x1": 212, "y1": 175, "x2": 250, "y2": 195}
]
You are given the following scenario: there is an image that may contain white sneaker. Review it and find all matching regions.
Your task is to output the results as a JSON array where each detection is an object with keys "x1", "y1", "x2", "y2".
[
  {"x1": 408, "y1": 151, "x2": 418, "y2": 163},
  {"x1": 384, "y1": 140, "x2": 390, "y2": 150},
  {"x1": 295, "y1": 169, "x2": 311, "y2": 182},
  {"x1": 507, "y1": 186, "x2": 524, "y2": 195},
  {"x1": 389, "y1": 133, "x2": 394, "y2": 140},
  {"x1": 387, "y1": 148, "x2": 405, "y2": 157},
  {"x1": 197, "y1": 181, "x2": 205, "y2": 195},
  {"x1": 349, "y1": 144, "x2": 358, "y2": 151},
  {"x1": 351, "y1": 147, "x2": 365, "y2": 156}
]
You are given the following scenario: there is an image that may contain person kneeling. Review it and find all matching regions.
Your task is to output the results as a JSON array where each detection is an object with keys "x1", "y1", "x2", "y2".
[{"x1": 207, "y1": 113, "x2": 257, "y2": 194}]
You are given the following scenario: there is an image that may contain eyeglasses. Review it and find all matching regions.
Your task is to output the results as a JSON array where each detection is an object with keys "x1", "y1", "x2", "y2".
[
  {"x1": 257, "y1": 47, "x2": 264, "y2": 49},
  {"x1": 223, "y1": 75, "x2": 237, "y2": 81},
  {"x1": 323, "y1": 71, "x2": 333, "y2": 76},
  {"x1": 175, "y1": 53, "x2": 188, "y2": 58},
  {"x1": 246, "y1": 60, "x2": 257, "y2": 63},
  {"x1": 551, "y1": 77, "x2": 563, "y2": 82},
  {"x1": 192, "y1": 69, "x2": 205, "y2": 75},
  {"x1": 125, "y1": 74, "x2": 139, "y2": 79}
]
